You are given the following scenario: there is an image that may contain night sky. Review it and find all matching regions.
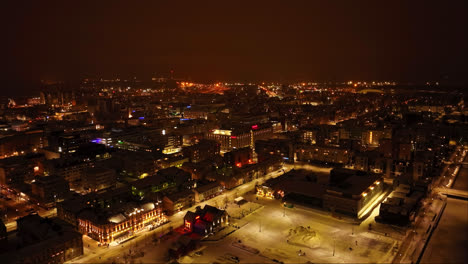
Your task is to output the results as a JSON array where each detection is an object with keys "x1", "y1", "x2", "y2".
[{"x1": 1, "y1": 0, "x2": 467, "y2": 95}]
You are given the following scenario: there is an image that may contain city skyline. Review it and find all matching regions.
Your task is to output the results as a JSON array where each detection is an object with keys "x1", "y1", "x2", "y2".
[{"x1": 2, "y1": 0, "x2": 468, "y2": 96}]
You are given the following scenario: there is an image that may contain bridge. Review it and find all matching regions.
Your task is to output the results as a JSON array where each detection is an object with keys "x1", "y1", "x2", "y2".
[{"x1": 434, "y1": 187, "x2": 468, "y2": 200}]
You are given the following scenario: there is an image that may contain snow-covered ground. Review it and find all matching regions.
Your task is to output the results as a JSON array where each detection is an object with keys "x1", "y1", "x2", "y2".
[{"x1": 180, "y1": 194, "x2": 399, "y2": 264}]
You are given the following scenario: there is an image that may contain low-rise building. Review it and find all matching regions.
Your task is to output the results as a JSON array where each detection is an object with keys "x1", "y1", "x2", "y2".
[
  {"x1": 183, "y1": 205, "x2": 229, "y2": 236},
  {"x1": 162, "y1": 189, "x2": 195, "y2": 216},
  {"x1": 193, "y1": 181, "x2": 223, "y2": 203}
]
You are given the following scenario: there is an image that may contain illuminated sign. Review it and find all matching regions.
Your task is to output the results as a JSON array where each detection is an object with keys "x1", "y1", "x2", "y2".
[{"x1": 251, "y1": 125, "x2": 258, "y2": 130}]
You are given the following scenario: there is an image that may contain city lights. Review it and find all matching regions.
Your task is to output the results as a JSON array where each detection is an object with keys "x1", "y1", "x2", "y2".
[{"x1": 0, "y1": 2, "x2": 465, "y2": 264}]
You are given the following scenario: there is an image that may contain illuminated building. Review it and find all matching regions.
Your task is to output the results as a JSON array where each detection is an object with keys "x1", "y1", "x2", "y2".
[
  {"x1": 257, "y1": 169, "x2": 323, "y2": 201},
  {"x1": 255, "y1": 185, "x2": 275, "y2": 199},
  {"x1": 205, "y1": 124, "x2": 273, "y2": 152},
  {"x1": 77, "y1": 201, "x2": 166, "y2": 244},
  {"x1": 324, "y1": 169, "x2": 384, "y2": 217},
  {"x1": 301, "y1": 130, "x2": 317, "y2": 144},
  {"x1": 361, "y1": 130, "x2": 386, "y2": 147},
  {"x1": 183, "y1": 205, "x2": 229, "y2": 236},
  {"x1": 258, "y1": 168, "x2": 384, "y2": 218}
]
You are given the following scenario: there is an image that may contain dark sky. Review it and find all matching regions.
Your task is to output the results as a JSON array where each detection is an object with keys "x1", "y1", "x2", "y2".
[{"x1": 1, "y1": 0, "x2": 467, "y2": 95}]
